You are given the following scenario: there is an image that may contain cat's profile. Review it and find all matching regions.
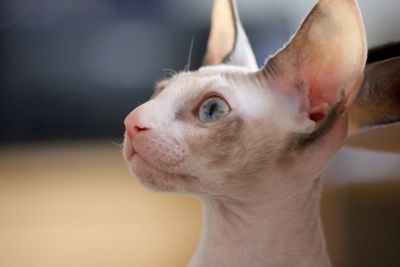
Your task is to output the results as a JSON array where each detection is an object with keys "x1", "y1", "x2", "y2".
[{"x1": 123, "y1": 0, "x2": 399, "y2": 266}]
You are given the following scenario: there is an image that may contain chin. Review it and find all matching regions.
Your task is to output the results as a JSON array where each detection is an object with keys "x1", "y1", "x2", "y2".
[{"x1": 123, "y1": 139, "x2": 197, "y2": 193}]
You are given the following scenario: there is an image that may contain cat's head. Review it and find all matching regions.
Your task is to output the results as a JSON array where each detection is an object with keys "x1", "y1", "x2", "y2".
[{"x1": 123, "y1": 0, "x2": 366, "y2": 200}]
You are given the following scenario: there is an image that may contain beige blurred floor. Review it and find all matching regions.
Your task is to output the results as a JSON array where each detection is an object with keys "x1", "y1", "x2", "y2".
[
  {"x1": 0, "y1": 142, "x2": 201, "y2": 267},
  {"x1": 1, "y1": 142, "x2": 400, "y2": 267}
]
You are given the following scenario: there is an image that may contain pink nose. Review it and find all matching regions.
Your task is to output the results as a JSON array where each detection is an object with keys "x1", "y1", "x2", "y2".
[
  {"x1": 124, "y1": 113, "x2": 151, "y2": 141},
  {"x1": 125, "y1": 123, "x2": 151, "y2": 141}
]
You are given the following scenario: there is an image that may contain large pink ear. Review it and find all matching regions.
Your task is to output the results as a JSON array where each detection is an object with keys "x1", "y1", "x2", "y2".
[
  {"x1": 203, "y1": 0, "x2": 257, "y2": 69},
  {"x1": 263, "y1": 0, "x2": 367, "y2": 123}
]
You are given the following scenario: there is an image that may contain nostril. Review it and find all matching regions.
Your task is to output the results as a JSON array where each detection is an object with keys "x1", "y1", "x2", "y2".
[
  {"x1": 125, "y1": 124, "x2": 151, "y2": 141},
  {"x1": 134, "y1": 125, "x2": 150, "y2": 132}
]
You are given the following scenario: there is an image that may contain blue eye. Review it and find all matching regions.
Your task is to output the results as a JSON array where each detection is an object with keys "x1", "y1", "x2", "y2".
[{"x1": 198, "y1": 97, "x2": 230, "y2": 123}]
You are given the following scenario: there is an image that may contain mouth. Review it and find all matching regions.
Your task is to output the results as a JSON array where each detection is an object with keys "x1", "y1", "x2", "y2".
[
  {"x1": 124, "y1": 138, "x2": 176, "y2": 178},
  {"x1": 123, "y1": 138, "x2": 197, "y2": 190},
  {"x1": 126, "y1": 143, "x2": 137, "y2": 159}
]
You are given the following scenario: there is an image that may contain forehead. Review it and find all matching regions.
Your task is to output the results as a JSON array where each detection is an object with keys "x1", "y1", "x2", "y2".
[
  {"x1": 156, "y1": 65, "x2": 254, "y2": 95},
  {"x1": 158, "y1": 65, "x2": 249, "y2": 89}
]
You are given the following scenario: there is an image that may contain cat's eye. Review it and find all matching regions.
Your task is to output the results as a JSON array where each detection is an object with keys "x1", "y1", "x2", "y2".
[{"x1": 198, "y1": 96, "x2": 230, "y2": 123}]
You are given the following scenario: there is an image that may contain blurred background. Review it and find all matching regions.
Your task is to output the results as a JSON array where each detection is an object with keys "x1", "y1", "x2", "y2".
[{"x1": 0, "y1": 0, "x2": 399, "y2": 266}]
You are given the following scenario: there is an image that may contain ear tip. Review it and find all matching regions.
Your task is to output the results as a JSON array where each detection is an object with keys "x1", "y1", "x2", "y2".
[
  {"x1": 261, "y1": 0, "x2": 367, "y2": 114},
  {"x1": 203, "y1": 0, "x2": 257, "y2": 68}
]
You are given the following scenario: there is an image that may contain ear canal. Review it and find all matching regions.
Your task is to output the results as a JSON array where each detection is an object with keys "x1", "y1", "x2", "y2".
[
  {"x1": 203, "y1": 0, "x2": 257, "y2": 69},
  {"x1": 262, "y1": 0, "x2": 367, "y2": 122}
]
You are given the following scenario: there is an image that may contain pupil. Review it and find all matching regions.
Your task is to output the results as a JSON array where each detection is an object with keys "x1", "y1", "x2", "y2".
[{"x1": 209, "y1": 102, "x2": 217, "y2": 117}]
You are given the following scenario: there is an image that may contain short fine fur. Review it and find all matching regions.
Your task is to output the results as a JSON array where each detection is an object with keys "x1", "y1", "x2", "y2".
[{"x1": 123, "y1": 1, "x2": 399, "y2": 266}]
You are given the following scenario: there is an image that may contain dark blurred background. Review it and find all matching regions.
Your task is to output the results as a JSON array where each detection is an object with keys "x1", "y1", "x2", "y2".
[
  {"x1": 1, "y1": 1, "x2": 400, "y2": 267},
  {"x1": 0, "y1": 0, "x2": 292, "y2": 143},
  {"x1": 2, "y1": 0, "x2": 399, "y2": 143}
]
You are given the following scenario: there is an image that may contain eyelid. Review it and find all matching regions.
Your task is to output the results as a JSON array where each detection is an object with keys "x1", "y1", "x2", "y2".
[{"x1": 192, "y1": 92, "x2": 232, "y2": 117}]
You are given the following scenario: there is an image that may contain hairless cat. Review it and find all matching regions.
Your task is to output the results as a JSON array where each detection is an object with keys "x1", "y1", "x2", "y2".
[{"x1": 123, "y1": 0, "x2": 400, "y2": 266}]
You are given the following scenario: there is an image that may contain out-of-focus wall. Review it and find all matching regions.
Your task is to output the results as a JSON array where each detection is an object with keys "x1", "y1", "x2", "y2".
[{"x1": 1, "y1": 0, "x2": 399, "y2": 142}]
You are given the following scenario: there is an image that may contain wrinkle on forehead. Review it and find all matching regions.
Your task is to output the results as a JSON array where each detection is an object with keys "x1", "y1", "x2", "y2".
[
  {"x1": 159, "y1": 74, "x2": 224, "y2": 96},
  {"x1": 156, "y1": 64, "x2": 254, "y2": 90}
]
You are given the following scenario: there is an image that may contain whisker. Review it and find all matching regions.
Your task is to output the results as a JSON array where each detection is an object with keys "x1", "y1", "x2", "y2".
[
  {"x1": 111, "y1": 141, "x2": 124, "y2": 150},
  {"x1": 184, "y1": 36, "x2": 195, "y2": 72}
]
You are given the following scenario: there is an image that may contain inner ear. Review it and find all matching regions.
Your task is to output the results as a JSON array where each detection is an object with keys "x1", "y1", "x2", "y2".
[
  {"x1": 309, "y1": 103, "x2": 329, "y2": 123},
  {"x1": 203, "y1": 0, "x2": 257, "y2": 69},
  {"x1": 262, "y1": 0, "x2": 366, "y2": 129},
  {"x1": 295, "y1": 91, "x2": 347, "y2": 149}
]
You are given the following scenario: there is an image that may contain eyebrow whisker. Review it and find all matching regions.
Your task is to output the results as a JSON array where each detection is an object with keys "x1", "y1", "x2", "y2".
[{"x1": 184, "y1": 36, "x2": 195, "y2": 72}]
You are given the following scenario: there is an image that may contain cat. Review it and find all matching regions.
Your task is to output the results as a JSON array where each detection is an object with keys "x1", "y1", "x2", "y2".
[{"x1": 122, "y1": 0, "x2": 399, "y2": 266}]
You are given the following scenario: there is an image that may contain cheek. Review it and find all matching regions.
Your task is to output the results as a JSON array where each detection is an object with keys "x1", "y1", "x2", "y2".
[
  {"x1": 137, "y1": 133, "x2": 186, "y2": 168},
  {"x1": 186, "y1": 119, "x2": 285, "y2": 185},
  {"x1": 184, "y1": 119, "x2": 246, "y2": 175}
]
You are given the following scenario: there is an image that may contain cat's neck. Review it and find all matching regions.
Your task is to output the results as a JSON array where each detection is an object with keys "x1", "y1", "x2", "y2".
[{"x1": 189, "y1": 176, "x2": 331, "y2": 267}]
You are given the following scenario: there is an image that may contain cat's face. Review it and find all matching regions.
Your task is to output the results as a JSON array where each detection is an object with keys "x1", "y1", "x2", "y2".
[
  {"x1": 123, "y1": 65, "x2": 344, "y2": 199},
  {"x1": 123, "y1": 0, "x2": 366, "y2": 200}
]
